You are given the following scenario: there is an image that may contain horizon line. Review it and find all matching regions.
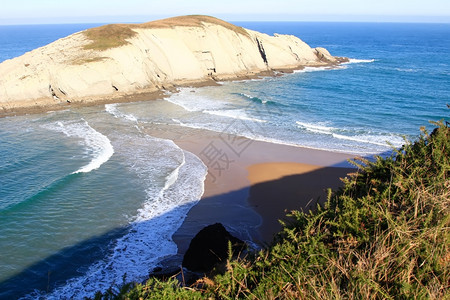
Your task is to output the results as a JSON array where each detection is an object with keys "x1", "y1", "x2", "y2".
[{"x1": 0, "y1": 14, "x2": 449, "y2": 26}]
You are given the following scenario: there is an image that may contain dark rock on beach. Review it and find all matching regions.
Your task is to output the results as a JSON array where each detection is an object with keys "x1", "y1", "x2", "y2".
[{"x1": 182, "y1": 223, "x2": 246, "y2": 273}]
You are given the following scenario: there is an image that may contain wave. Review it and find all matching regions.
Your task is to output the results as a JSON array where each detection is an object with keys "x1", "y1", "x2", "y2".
[
  {"x1": 105, "y1": 103, "x2": 138, "y2": 123},
  {"x1": 166, "y1": 89, "x2": 267, "y2": 123},
  {"x1": 30, "y1": 134, "x2": 207, "y2": 299},
  {"x1": 163, "y1": 118, "x2": 395, "y2": 155},
  {"x1": 152, "y1": 138, "x2": 186, "y2": 200},
  {"x1": 344, "y1": 58, "x2": 376, "y2": 64},
  {"x1": 332, "y1": 133, "x2": 403, "y2": 147},
  {"x1": 296, "y1": 121, "x2": 405, "y2": 148},
  {"x1": 294, "y1": 64, "x2": 353, "y2": 73},
  {"x1": 169, "y1": 118, "x2": 359, "y2": 153},
  {"x1": 294, "y1": 66, "x2": 332, "y2": 73},
  {"x1": 203, "y1": 109, "x2": 267, "y2": 123},
  {"x1": 42, "y1": 120, "x2": 114, "y2": 174},
  {"x1": 165, "y1": 88, "x2": 217, "y2": 112},
  {"x1": 296, "y1": 121, "x2": 337, "y2": 134},
  {"x1": 234, "y1": 92, "x2": 276, "y2": 105},
  {"x1": 0, "y1": 172, "x2": 79, "y2": 213}
]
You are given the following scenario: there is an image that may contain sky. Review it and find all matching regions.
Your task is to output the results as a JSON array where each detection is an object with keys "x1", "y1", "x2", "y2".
[{"x1": 0, "y1": 0, "x2": 449, "y2": 25}]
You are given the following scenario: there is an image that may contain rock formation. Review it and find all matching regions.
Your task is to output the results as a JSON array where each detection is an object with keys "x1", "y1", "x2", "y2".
[
  {"x1": 182, "y1": 223, "x2": 246, "y2": 273},
  {"x1": 0, "y1": 15, "x2": 347, "y2": 113}
]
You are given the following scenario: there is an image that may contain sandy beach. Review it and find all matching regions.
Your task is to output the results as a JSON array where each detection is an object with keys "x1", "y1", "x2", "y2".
[{"x1": 146, "y1": 126, "x2": 357, "y2": 252}]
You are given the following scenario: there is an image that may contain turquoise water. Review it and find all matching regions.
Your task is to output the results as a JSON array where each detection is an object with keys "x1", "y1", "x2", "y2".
[{"x1": 0, "y1": 22, "x2": 449, "y2": 299}]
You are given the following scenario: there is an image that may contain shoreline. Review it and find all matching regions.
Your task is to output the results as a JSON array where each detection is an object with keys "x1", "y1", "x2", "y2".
[
  {"x1": 0, "y1": 70, "x2": 272, "y2": 118},
  {"x1": 0, "y1": 63, "x2": 347, "y2": 118},
  {"x1": 148, "y1": 126, "x2": 358, "y2": 253}
]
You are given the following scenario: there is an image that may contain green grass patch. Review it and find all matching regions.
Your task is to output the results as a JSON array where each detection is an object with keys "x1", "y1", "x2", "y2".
[
  {"x1": 82, "y1": 15, "x2": 250, "y2": 52},
  {"x1": 83, "y1": 24, "x2": 137, "y2": 51}
]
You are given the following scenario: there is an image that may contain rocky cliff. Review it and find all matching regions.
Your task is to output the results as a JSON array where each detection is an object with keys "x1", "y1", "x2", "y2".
[{"x1": 0, "y1": 15, "x2": 346, "y2": 112}]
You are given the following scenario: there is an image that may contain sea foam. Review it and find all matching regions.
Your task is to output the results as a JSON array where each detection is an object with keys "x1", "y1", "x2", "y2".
[
  {"x1": 105, "y1": 103, "x2": 138, "y2": 123},
  {"x1": 345, "y1": 58, "x2": 376, "y2": 64},
  {"x1": 165, "y1": 88, "x2": 230, "y2": 113},
  {"x1": 296, "y1": 121, "x2": 405, "y2": 149},
  {"x1": 203, "y1": 109, "x2": 267, "y2": 123},
  {"x1": 30, "y1": 130, "x2": 207, "y2": 299},
  {"x1": 42, "y1": 119, "x2": 114, "y2": 174}
]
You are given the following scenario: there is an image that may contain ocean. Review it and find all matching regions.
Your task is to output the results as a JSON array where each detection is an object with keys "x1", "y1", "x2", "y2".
[{"x1": 0, "y1": 22, "x2": 449, "y2": 299}]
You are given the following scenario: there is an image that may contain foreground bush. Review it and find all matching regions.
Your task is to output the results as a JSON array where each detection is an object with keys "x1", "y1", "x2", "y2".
[{"x1": 98, "y1": 122, "x2": 449, "y2": 299}]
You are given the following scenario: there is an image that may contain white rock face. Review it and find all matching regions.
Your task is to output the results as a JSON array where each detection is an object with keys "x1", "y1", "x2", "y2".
[{"x1": 0, "y1": 16, "x2": 342, "y2": 110}]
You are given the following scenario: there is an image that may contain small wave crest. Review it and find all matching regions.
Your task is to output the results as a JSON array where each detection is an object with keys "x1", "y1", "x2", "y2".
[
  {"x1": 235, "y1": 92, "x2": 275, "y2": 105},
  {"x1": 296, "y1": 121, "x2": 404, "y2": 148},
  {"x1": 0, "y1": 172, "x2": 78, "y2": 213},
  {"x1": 105, "y1": 104, "x2": 138, "y2": 123},
  {"x1": 296, "y1": 121, "x2": 337, "y2": 134},
  {"x1": 203, "y1": 109, "x2": 267, "y2": 123},
  {"x1": 42, "y1": 120, "x2": 114, "y2": 174},
  {"x1": 165, "y1": 88, "x2": 235, "y2": 114},
  {"x1": 332, "y1": 133, "x2": 403, "y2": 147},
  {"x1": 294, "y1": 66, "x2": 333, "y2": 73},
  {"x1": 294, "y1": 64, "x2": 352, "y2": 73},
  {"x1": 344, "y1": 58, "x2": 376, "y2": 64}
]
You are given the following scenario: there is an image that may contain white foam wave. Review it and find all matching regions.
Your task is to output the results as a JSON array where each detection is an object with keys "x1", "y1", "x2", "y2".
[
  {"x1": 331, "y1": 133, "x2": 402, "y2": 147},
  {"x1": 42, "y1": 120, "x2": 114, "y2": 174},
  {"x1": 294, "y1": 66, "x2": 331, "y2": 73},
  {"x1": 296, "y1": 121, "x2": 336, "y2": 134},
  {"x1": 344, "y1": 58, "x2": 376, "y2": 64},
  {"x1": 171, "y1": 119, "x2": 211, "y2": 131},
  {"x1": 164, "y1": 119, "x2": 392, "y2": 155},
  {"x1": 165, "y1": 88, "x2": 228, "y2": 113},
  {"x1": 36, "y1": 134, "x2": 207, "y2": 299},
  {"x1": 240, "y1": 93, "x2": 254, "y2": 100},
  {"x1": 294, "y1": 65, "x2": 351, "y2": 73},
  {"x1": 238, "y1": 93, "x2": 271, "y2": 104},
  {"x1": 203, "y1": 109, "x2": 267, "y2": 123},
  {"x1": 169, "y1": 118, "x2": 354, "y2": 153},
  {"x1": 105, "y1": 103, "x2": 138, "y2": 123},
  {"x1": 296, "y1": 121, "x2": 404, "y2": 148}
]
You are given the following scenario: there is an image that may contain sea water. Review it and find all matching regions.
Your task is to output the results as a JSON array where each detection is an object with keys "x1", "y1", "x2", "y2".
[{"x1": 0, "y1": 22, "x2": 449, "y2": 299}]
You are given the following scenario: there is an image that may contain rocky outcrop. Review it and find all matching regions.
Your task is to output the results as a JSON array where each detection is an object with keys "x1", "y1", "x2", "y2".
[
  {"x1": 314, "y1": 47, "x2": 338, "y2": 63},
  {"x1": 0, "y1": 15, "x2": 347, "y2": 112},
  {"x1": 182, "y1": 223, "x2": 246, "y2": 273}
]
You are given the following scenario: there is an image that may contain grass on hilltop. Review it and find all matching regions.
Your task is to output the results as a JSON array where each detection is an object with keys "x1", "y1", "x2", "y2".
[
  {"x1": 82, "y1": 15, "x2": 249, "y2": 51},
  {"x1": 93, "y1": 121, "x2": 449, "y2": 299},
  {"x1": 82, "y1": 24, "x2": 137, "y2": 51}
]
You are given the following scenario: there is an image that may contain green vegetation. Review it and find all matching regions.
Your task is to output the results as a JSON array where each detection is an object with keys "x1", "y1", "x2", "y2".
[
  {"x1": 82, "y1": 15, "x2": 249, "y2": 51},
  {"x1": 83, "y1": 24, "x2": 137, "y2": 51},
  {"x1": 94, "y1": 121, "x2": 449, "y2": 299}
]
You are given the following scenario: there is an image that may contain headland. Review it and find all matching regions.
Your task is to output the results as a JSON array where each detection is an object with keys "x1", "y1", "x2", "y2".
[{"x1": 0, "y1": 15, "x2": 347, "y2": 116}]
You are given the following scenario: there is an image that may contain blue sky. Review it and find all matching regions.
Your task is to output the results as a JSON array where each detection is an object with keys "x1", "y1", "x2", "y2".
[{"x1": 1, "y1": 0, "x2": 449, "y2": 24}]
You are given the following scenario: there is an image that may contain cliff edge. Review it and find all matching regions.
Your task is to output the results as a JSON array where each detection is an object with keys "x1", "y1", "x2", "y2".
[{"x1": 0, "y1": 15, "x2": 347, "y2": 113}]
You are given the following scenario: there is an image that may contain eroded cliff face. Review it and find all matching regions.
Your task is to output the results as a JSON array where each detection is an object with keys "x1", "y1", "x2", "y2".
[{"x1": 0, "y1": 16, "x2": 345, "y2": 111}]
